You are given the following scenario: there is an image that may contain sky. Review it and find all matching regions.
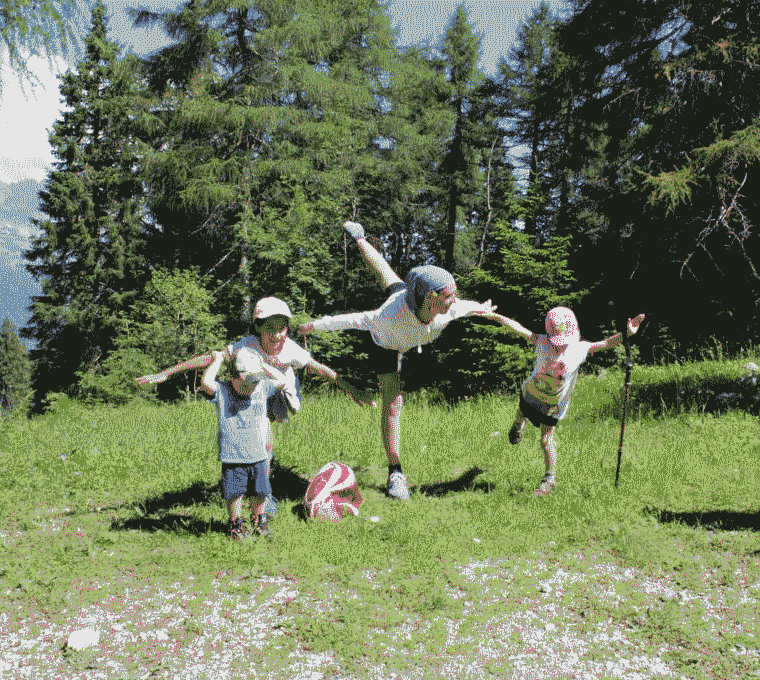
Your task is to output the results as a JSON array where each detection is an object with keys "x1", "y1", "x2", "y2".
[{"x1": 0, "y1": 0, "x2": 570, "y2": 347}]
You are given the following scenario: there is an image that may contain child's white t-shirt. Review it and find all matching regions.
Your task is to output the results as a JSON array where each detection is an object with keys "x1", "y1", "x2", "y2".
[
  {"x1": 225, "y1": 336, "x2": 311, "y2": 386},
  {"x1": 521, "y1": 335, "x2": 592, "y2": 420},
  {"x1": 212, "y1": 380, "x2": 273, "y2": 464},
  {"x1": 309, "y1": 290, "x2": 484, "y2": 352}
]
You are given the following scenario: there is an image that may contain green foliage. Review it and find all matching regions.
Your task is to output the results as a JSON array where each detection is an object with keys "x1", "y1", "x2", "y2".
[
  {"x1": 0, "y1": 0, "x2": 75, "y2": 75},
  {"x1": 78, "y1": 269, "x2": 227, "y2": 404},
  {"x1": 436, "y1": 221, "x2": 586, "y2": 398},
  {"x1": 134, "y1": 0, "x2": 399, "y2": 340},
  {"x1": 0, "y1": 318, "x2": 32, "y2": 418},
  {"x1": 23, "y1": 1, "x2": 148, "y2": 400},
  {"x1": 552, "y1": 0, "x2": 760, "y2": 351}
]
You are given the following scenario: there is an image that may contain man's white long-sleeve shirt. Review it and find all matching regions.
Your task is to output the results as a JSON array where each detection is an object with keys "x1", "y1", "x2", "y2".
[{"x1": 310, "y1": 289, "x2": 485, "y2": 352}]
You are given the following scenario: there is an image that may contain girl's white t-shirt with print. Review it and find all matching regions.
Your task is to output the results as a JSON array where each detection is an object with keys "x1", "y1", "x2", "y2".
[{"x1": 521, "y1": 335, "x2": 592, "y2": 420}]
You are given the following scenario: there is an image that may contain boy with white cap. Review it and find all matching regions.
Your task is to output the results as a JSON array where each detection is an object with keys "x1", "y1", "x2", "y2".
[
  {"x1": 135, "y1": 296, "x2": 371, "y2": 413},
  {"x1": 199, "y1": 350, "x2": 279, "y2": 540},
  {"x1": 135, "y1": 296, "x2": 372, "y2": 537},
  {"x1": 299, "y1": 221, "x2": 496, "y2": 500},
  {"x1": 483, "y1": 306, "x2": 645, "y2": 495}
]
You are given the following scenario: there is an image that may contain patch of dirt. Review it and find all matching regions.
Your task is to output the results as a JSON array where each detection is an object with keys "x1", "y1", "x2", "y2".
[{"x1": 2, "y1": 544, "x2": 759, "y2": 679}]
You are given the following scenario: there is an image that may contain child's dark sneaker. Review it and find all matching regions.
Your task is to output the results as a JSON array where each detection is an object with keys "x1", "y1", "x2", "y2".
[
  {"x1": 252, "y1": 514, "x2": 273, "y2": 540},
  {"x1": 508, "y1": 420, "x2": 526, "y2": 445},
  {"x1": 534, "y1": 475, "x2": 556, "y2": 496},
  {"x1": 230, "y1": 519, "x2": 250, "y2": 542}
]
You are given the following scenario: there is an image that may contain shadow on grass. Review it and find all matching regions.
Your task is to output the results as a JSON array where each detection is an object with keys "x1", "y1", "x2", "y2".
[
  {"x1": 646, "y1": 507, "x2": 760, "y2": 532},
  {"x1": 415, "y1": 466, "x2": 493, "y2": 497},
  {"x1": 595, "y1": 375, "x2": 760, "y2": 421},
  {"x1": 110, "y1": 460, "x2": 311, "y2": 536},
  {"x1": 353, "y1": 465, "x2": 492, "y2": 498}
]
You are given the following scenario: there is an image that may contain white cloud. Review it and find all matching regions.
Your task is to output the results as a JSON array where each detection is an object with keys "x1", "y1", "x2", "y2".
[{"x1": 0, "y1": 51, "x2": 68, "y2": 184}]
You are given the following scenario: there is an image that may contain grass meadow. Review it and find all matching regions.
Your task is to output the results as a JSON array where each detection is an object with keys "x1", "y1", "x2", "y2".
[{"x1": 1, "y1": 356, "x2": 759, "y2": 679}]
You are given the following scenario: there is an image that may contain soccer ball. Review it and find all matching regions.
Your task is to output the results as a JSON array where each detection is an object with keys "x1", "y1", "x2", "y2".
[{"x1": 304, "y1": 462, "x2": 363, "y2": 522}]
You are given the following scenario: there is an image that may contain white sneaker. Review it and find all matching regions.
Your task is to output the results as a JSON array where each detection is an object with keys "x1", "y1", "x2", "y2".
[
  {"x1": 283, "y1": 385, "x2": 300, "y2": 413},
  {"x1": 342, "y1": 221, "x2": 365, "y2": 240},
  {"x1": 387, "y1": 471, "x2": 410, "y2": 500}
]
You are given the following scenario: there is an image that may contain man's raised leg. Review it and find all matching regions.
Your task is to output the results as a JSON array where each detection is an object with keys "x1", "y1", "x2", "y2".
[{"x1": 343, "y1": 221, "x2": 403, "y2": 290}]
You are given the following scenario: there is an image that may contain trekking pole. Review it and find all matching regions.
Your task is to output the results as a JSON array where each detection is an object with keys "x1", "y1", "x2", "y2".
[{"x1": 615, "y1": 321, "x2": 632, "y2": 489}]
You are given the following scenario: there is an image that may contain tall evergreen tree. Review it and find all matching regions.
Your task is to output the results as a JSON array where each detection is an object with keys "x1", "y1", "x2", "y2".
[
  {"x1": 133, "y1": 0, "x2": 399, "y2": 340},
  {"x1": 438, "y1": 6, "x2": 482, "y2": 272},
  {"x1": 554, "y1": 0, "x2": 760, "y2": 352},
  {"x1": 441, "y1": 219, "x2": 586, "y2": 397},
  {"x1": 23, "y1": 1, "x2": 148, "y2": 397},
  {"x1": 0, "y1": 318, "x2": 32, "y2": 417},
  {"x1": 498, "y1": 3, "x2": 558, "y2": 242}
]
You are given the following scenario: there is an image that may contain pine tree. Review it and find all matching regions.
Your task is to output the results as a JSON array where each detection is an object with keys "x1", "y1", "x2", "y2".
[
  {"x1": 438, "y1": 6, "x2": 483, "y2": 272},
  {"x1": 498, "y1": 3, "x2": 558, "y2": 242},
  {"x1": 1, "y1": 0, "x2": 75, "y2": 77},
  {"x1": 133, "y1": 0, "x2": 399, "y2": 338},
  {"x1": 23, "y1": 1, "x2": 148, "y2": 397},
  {"x1": 441, "y1": 220, "x2": 586, "y2": 397},
  {"x1": 554, "y1": 0, "x2": 760, "y2": 352},
  {"x1": 0, "y1": 318, "x2": 32, "y2": 418}
]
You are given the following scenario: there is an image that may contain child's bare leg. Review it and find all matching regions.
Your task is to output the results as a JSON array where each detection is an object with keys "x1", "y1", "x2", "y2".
[
  {"x1": 227, "y1": 495, "x2": 245, "y2": 523},
  {"x1": 343, "y1": 222, "x2": 402, "y2": 290},
  {"x1": 509, "y1": 409, "x2": 528, "y2": 444},
  {"x1": 249, "y1": 496, "x2": 265, "y2": 517},
  {"x1": 539, "y1": 424, "x2": 557, "y2": 479}
]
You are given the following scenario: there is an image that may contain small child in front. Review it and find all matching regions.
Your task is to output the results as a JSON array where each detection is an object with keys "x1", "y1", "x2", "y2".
[
  {"x1": 200, "y1": 350, "x2": 278, "y2": 540},
  {"x1": 484, "y1": 307, "x2": 645, "y2": 495}
]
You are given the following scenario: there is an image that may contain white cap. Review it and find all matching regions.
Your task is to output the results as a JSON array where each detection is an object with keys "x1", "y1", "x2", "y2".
[{"x1": 254, "y1": 297, "x2": 292, "y2": 320}]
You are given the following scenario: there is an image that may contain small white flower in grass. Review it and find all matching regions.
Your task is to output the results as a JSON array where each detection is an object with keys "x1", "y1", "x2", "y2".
[
  {"x1": 491, "y1": 432, "x2": 499, "y2": 436},
  {"x1": 473, "y1": 537, "x2": 481, "y2": 543},
  {"x1": 369, "y1": 516, "x2": 380, "y2": 522}
]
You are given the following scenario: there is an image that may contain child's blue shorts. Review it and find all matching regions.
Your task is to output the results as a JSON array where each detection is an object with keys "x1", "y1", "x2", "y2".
[{"x1": 221, "y1": 460, "x2": 271, "y2": 500}]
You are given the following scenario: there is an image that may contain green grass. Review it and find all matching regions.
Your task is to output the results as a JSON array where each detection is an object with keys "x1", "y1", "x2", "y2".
[{"x1": 1, "y1": 358, "x2": 759, "y2": 678}]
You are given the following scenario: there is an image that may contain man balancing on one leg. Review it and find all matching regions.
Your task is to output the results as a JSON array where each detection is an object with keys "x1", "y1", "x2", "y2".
[{"x1": 298, "y1": 221, "x2": 496, "y2": 500}]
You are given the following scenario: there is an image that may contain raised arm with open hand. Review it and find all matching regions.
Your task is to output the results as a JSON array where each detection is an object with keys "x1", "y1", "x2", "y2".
[{"x1": 135, "y1": 352, "x2": 214, "y2": 386}]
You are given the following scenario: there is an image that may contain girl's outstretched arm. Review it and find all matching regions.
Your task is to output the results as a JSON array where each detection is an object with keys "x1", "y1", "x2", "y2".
[
  {"x1": 589, "y1": 313, "x2": 645, "y2": 353},
  {"x1": 482, "y1": 313, "x2": 536, "y2": 343},
  {"x1": 135, "y1": 352, "x2": 215, "y2": 385},
  {"x1": 307, "y1": 359, "x2": 376, "y2": 408}
]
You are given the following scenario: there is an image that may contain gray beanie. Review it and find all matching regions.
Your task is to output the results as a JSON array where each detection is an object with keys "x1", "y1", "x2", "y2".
[{"x1": 404, "y1": 265, "x2": 456, "y2": 313}]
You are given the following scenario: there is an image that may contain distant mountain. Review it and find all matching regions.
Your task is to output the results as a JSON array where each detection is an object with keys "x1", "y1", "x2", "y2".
[{"x1": 0, "y1": 178, "x2": 45, "y2": 349}]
